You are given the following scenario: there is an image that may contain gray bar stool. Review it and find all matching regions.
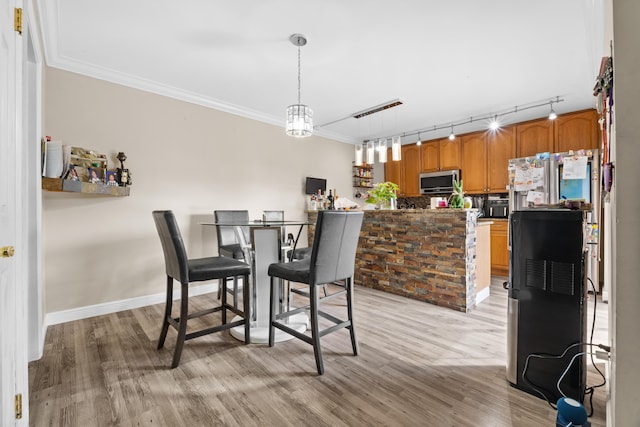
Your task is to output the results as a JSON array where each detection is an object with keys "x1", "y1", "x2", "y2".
[
  {"x1": 267, "y1": 210, "x2": 364, "y2": 375},
  {"x1": 152, "y1": 210, "x2": 251, "y2": 368}
]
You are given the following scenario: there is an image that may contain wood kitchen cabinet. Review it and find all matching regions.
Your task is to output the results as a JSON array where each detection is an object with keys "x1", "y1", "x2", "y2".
[
  {"x1": 554, "y1": 109, "x2": 599, "y2": 153},
  {"x1": 461, "y1": 133, "x2": 487, "y2": 194},
  {"x1": 401, "y1": 143, "x2": 421, "y2": 196},
  {"x1": 439, "y1": 138, "x2": 461, "y2": 170},
  {"x1": 489, "y1": 220, "x2": 509, "y2": 276},
  {"x1": 516, "y1": 118, "x2": 554, "y2": 158},
  {"x1": 420, "y1": 140, "x2": 439, "y2": 172},
  {"x1": 384, "y1": 147, "x2": 402, "y2": 191},
  {"x1": 461, "y1": 126, "x2": 515, "y2": 194},
  {"x1": 487, "y1": 126, "x2": 516, "y2": 193},
  {"x1": 420, "y1": 138, "x2": 460, "y2": 172}
]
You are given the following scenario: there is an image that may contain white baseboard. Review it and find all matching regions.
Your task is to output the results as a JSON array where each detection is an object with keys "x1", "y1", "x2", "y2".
[
  {"x1": 476, "y1": 286, "x2": 490, "y2": 304},
  {"x1": 45, "y1": 283, "x2": 219, "y2": 326}
]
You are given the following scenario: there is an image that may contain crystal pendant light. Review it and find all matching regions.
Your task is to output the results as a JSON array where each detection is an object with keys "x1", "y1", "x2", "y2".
[{"x1": 286, "y1": 34, "x2": 313, "y2": 137}]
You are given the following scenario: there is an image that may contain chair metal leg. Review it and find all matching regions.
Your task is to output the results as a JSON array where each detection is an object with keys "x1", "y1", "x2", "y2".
[
  {"x1": 221, "y1": 278, "x2": 227, "y2": 324},
  {"x1": 346, "y1": 277, "x2": 359, "y2": 356},
  {"x1": 310, "y1": 284, "x2": 324, "y2": 375},
  {"x1": 268, "y1": 276, "x2": 277, "y2": 347},
  {"x1": 242, "y1": 274, "x2": 251, "y2": 344},
  {"x1": 171, "y1": 282, "x2": 189, "y2": 368},
  {"x1": 157, "y1": 276, "x2": 173, "y2": 350},
  {"x1": 232, "y1": 276, "x2": 238, "y2": 309}
]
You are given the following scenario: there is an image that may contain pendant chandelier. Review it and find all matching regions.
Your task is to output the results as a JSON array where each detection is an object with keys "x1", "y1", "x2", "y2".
[{"x1": 286, "y1": 34, "x2": 313, "y2": 137}]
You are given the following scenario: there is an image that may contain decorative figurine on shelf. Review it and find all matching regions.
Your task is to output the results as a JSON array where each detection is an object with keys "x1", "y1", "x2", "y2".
[{"x1": 116, "y1": 152, "x2": 132, "y2": 187}]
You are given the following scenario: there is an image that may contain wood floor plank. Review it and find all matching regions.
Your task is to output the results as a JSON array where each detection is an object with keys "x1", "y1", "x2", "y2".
[{"x1": 29, "y1": 278, "x2": 608, "y2": 426}]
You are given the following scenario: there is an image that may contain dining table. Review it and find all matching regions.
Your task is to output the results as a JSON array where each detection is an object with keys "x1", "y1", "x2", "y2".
[{"x1": 201, "y1": 218, "x2": 313, "y2": 343}]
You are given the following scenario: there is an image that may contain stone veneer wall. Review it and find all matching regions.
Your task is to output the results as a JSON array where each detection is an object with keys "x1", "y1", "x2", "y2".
[{"x1": 306, "y1": 209, "x2": 479, "y2": 312}]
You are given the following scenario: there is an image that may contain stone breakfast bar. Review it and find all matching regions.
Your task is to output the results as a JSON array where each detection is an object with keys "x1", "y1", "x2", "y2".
[{"x1": 306, "y1": 209, "x2": 489, "y2": 312}]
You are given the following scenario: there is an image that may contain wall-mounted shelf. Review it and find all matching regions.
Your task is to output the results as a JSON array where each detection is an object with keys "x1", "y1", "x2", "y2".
[{"x1": 42, "y1": 177, "x2": 130, "y2": 197}]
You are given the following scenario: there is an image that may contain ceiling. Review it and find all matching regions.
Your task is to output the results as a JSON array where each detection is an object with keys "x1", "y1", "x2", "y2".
[{"x1": 36, "y1": 0, "x2": 605, "y2": 144}]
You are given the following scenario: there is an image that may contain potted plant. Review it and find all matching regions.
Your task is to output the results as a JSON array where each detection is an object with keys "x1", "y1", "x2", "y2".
[
  {"x1": 366, "y1": 181, "x2": 399, "y2": 209},
  {"x1": 448, "y1": 179, "x2": 465, "y2": 208}
]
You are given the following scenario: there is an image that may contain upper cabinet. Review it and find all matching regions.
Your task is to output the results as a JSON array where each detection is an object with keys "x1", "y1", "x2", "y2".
[
  {"x1": 487, "y1": 126, "x2": 516, "y2": 193},
  {"x1": 439, "y1": 138, "x2": 461, "y2": 170},
  {"x1": 460, "y1": 127, "x2": 515, "y2": 194},
  {"x1": 420, "y1": 138, "x2": 460, "y2": 172},
  {"x1": 461, "y1": 133, "x2": 487, "y2": 194},
  {"x1": 384, "y1": 147, "x2": 403, "y2": 192},
  {"x1": 554, "y1": 109, "x2": 599, "y2": 153},
  {"x1": 420, "y1": 140, "x2": 439, "y2": 172},
  {"x1": 516, "y1": 119, "x2": 554, "y2": 158},
  {"x1": 402, "y1": 144, "x2": 421, "y2": 196}
]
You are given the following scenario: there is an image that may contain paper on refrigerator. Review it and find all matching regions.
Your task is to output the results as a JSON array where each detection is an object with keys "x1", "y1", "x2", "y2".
[
  {"x1": 562, "y1": 156, "x2": 588, "y2": 179},
  {"x1": 513, "y1": 165, "x2": 545, "y2": 191}
]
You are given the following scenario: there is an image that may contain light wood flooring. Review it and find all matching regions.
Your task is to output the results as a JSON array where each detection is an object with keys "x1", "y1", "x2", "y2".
[{"x1": 29, "y1": 277, "x2": 608, "y2": 426}]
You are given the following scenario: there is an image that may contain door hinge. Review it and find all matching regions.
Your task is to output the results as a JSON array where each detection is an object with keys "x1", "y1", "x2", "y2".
[
  {"x1": 14, "y1": 8, "x2": 23, "y2": 35},
  {"x1": 1, "y1": 246, "x2": 15, "y2": 258},
  {"x1": 15, "y1": 394, "x2": 22, "y2": 419}
]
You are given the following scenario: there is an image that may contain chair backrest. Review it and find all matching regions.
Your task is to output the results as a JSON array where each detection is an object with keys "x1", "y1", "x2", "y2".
[
  {"x1": 309, "y1": 211, "x2": 364, "y2": 285},
  {"x1": 152, "y1": 210, "x2": 189, "y2": 284},
  {"x1": 214, "y1": 210, "x2": 250, "y2": 248},
  {"x1": 262, "y1": 210, "x2": 284, "y2": 222},
  {"x1": 263, "y1": 210, "x2": 286, "y2": 243}
]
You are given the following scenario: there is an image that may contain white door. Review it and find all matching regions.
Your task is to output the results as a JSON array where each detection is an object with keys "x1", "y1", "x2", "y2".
[{"x1": 1, "y1": 0, "x2": 27, "y2": 425}]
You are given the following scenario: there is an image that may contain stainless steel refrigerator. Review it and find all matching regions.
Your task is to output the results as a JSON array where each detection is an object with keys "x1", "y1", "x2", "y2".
[{"x1": 507, "y1": 149, "x2": 600, "y2": 291}]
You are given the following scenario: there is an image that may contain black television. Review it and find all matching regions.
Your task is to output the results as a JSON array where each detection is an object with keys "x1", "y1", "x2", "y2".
[{"x1": 305, "y1": 177, "x2": 326, "y2": 195}]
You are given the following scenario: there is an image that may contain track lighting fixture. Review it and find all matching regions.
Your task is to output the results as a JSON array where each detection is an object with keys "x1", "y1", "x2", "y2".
[
  {"x1": 366, "y1": 97, "x2": 564, "y2": 146},
  {"x1": 489, "y1": 115, "x2": 500, "y2": 131},
  {"x1": 448, "y1": 125, "x2": 456, "y2": 140}
]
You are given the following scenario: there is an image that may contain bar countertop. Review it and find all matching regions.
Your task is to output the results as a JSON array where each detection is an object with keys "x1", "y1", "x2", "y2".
[{"x1": 306, "y1": 208, "x2": 483, "y2": 312}]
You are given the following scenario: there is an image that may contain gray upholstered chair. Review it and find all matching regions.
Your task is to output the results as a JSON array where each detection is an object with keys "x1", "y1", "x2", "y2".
[
  {"x1": 214, "y1": 210, "x2": 250, "y2": 307},
  {"x1": 152, "y1": 210, "x2": 251, "y2": 368},
  {"x1": 267, "y1": 210, "x2": 364, "y2": 375}
]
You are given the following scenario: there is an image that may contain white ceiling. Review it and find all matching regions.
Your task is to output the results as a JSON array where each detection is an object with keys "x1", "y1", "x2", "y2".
[{"x1": 36, "y1": 0, "x2": 605, "y2": 144}]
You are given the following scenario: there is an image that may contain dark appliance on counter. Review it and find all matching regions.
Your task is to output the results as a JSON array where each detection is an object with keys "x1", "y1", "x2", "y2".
[
  {"x1": 507, "y1": 210, "x2": 587, "y2": 403},
  {"x1": 484, "y1": 199, "x2": 509, "y2": 218},
  {"x1": 419, "y1": 170, "x2": 459, "y2": 195},
  {"x1": 305, "y1": 177, "x2": 326, "y2": 195}
]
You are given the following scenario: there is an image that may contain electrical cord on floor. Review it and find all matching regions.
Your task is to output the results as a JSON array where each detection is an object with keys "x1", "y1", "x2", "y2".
[
  {"x1": 521, "y1": 278, "x2": 609, "y2": 415},
  {"x1": 522, "y1": 342, "x2": 584, "y2": 410},
  {"x1": 584, "y1": 277, "x2": 608, "y2": 417}
]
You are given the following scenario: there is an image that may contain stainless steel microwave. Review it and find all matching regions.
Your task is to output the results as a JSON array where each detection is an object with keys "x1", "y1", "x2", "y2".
[{"x1": 419, "y1": 170, "x2": 459, "y2": 195}]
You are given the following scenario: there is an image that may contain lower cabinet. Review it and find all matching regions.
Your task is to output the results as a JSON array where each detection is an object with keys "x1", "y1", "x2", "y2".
[{"x1": 489, "y1": 220, "x2": 509, "y2": 276}]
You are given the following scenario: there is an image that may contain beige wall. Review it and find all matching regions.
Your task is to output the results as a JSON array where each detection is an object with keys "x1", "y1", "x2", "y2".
[
  {"x1": 43, "y1": 67, "x2": 354, "y2": 313},
  {"x1": 611, "y1": 0, "x2": 640, "y2": 424}
]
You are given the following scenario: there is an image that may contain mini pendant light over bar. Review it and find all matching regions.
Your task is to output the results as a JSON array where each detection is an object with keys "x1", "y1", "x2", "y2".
[
  {"x1": 354, "y1": 144, "x2": 363, "y2": 166},
  {"x1": 286, "y1": 34, "x2": 313, "y2": 137},
  {"x1": 392, "y1": 136, "x2": 402, "y2": 161},
  {"x1": 366, "y1": 141, "x2": 375, "y2": 165},
  {"x1": 377, "y1": 139, "x2": 388, "y2": 163}
]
